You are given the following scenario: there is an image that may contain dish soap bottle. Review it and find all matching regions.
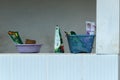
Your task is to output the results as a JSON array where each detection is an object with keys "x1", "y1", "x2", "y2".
[{"x1": 54, "y1": 25, "x2": 64, "y2": 53}]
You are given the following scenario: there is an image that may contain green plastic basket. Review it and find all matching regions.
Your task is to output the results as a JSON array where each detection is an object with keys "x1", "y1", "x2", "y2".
[{"x1": 67, "y1": 35, "x2": 95, "y2": 53}]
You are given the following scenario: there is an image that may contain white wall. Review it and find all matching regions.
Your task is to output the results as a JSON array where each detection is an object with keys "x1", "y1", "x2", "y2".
[
  {"x1": 118, "y1": 55, "x2": 120, "y2": 79},
  {"x1": 96, "y1": 0, "x2": 119, "y2": 54},
  {"x1": 0, "y1": 54, "x2": 118, "y2": 80},
  {"x1": 0, "y1": 0, "x2": 96, "y2": 53}
]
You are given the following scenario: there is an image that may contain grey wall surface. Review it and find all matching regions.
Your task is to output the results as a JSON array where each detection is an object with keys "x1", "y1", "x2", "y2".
[{"x1": 0, "y1": 0, "x2": 96, "y2": 53}]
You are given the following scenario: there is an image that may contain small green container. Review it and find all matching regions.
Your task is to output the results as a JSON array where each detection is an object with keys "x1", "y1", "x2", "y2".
[{"x1": 67, "y1": 35, "x2": 95, "y2": 53}]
